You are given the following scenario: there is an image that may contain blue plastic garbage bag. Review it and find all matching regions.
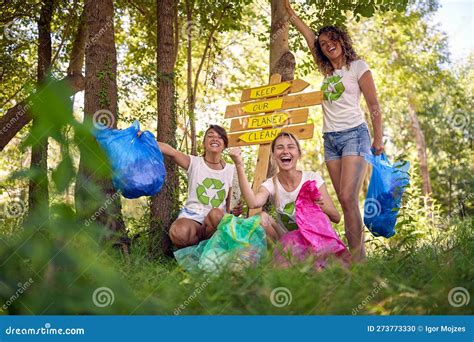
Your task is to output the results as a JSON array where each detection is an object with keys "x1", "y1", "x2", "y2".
[
  {"x1": 364, "y1": 152, "x2": 410, "y2": 238},
  {"x1": 94, "y1": 120, "x2": 166, "y2": 199}
]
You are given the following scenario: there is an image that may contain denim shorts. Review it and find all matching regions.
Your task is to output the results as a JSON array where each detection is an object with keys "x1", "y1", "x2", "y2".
[
  {"x1": 177, "y1": 207, "x2": 206, "y2": 225},
  {"x1": 323, "y1": 123, "x2": 371, "y2": 162}
]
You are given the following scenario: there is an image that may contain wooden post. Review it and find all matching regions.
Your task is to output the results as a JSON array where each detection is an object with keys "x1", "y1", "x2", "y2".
[
  {"x1": 248, "y1": 73, "x2": 281, "y2": 216},
  {"x1": 224, "y1": 75, "x2": 320, "y2": 218}
]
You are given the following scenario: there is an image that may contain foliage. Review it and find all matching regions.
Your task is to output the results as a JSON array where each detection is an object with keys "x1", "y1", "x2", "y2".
[
  {"x1": 0, "y1": 205, "x2": 140, "y2": 314},
  {"x1": 0, "y1": 0, "x2": 472, "y2": 316},
  {"x1": 141, "y1": 219, "x2": 470, "y2": 315},
  {"x1": 352, "y1": 2, "x2": 473, "y2": 213}
]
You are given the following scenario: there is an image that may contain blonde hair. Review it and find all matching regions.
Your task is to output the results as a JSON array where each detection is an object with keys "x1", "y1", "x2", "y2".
[
  {"x1": 270, "y1": 132, "x2": 301, "y2": 209},
  {"x1": 272, "y1": 175, "x2": 280, "y2": 209}
]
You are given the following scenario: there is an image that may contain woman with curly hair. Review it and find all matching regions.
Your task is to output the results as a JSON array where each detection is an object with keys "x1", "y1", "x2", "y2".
[{"x1": 284, "y1": 1, "x2": 384, "y2": 261}]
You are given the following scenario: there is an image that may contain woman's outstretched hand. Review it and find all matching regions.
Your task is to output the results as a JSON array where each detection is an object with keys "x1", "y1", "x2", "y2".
[{"x1": 229, "y1": 147, "x2": 243, "y2": 167}]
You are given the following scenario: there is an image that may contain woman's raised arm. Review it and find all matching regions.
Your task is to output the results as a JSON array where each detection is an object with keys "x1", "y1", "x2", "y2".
[
  {"x1": 157, "y1": 141, "x2": 191, "y2": 171},
  {"x1": 284, "y1": 0, "x2": 317, "y2": 61},
  {"x1": 229, "y1": 148, "x2": 269, "y2": 209}
]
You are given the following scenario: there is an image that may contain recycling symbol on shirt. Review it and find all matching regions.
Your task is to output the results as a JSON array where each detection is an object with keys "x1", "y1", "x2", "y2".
[
  {"x1": 196, "y1": 177, "x2": 226, "y2": 208},
  {"x1": 280, "y1": 201, "x2": 298, "y2": 231},
  {"x1": 321, "y1": 75, "x2": 345, "y2": 103}
]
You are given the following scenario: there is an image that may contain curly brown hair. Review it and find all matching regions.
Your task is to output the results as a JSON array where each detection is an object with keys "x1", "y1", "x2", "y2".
[{"x1": 314, "y1": 26, "x2": 360, "y2": 76}]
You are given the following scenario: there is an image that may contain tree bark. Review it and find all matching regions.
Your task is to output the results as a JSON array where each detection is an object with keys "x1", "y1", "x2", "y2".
[
  {"x1": 149, "y1": 0, "x2": 179, "y2": 258},
  {"x1": 270, "y1": 1, "x2": 295, "y2": 80},
  {"x1": 75, "y1": 0, "x2": 129, "y2": 248},
  {"x1": 0, "y1": 8, "x2": 86, "y2": 152},
  {"x1": 28, "y1": 0, "x2": 56, "y2": 222},
  {"x1": 266, "y1": 0, "x2": 296, "y2": 181},
  {"x1": 185, "y1": 0, "x2": 196, "y2": 155},
  {"x1": 67, "y1": 9, "x2": 87, "y2": 77}
]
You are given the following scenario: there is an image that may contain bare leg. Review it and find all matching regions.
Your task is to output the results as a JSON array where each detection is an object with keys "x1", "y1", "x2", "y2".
[
  {"x1": 259, "y1": 212, "x2": 285, "y2": 242},
  {"x1": 339, "y1": 156, "x2": 367, "y2": 262},
  {"x1": 326, "y1": 157, "x2": 367, "y2": 262},
  {"x1": 326, "y1": 159, "x2": 342, "y2": 195},
  {"x1": 202, "y1": 208, "x2": 225, "y2": 239},
  {"x1": 169, "y1": 218, "x2": 203, "y2": 248}
]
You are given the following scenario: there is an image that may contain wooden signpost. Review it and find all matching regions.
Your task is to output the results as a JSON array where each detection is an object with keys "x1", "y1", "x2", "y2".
[{"x1": 225, "y1": 74, "x2": 323, "y2": 216}]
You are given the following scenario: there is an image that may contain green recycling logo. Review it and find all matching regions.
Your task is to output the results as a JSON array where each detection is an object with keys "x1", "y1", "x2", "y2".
[
  {"x1": 196, "y1": 177, "x2": 226, "y2": 208},
  {"x1": 321, "y1": 75, "x2": 345, "y2": 102},
  {"x1": 280, "y1": 201, "x2": 298, "y2": 231}
]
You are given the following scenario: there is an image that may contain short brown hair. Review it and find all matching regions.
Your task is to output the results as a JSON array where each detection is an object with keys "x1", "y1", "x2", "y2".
[{"x1": 203, "y1": 124, "x2": 228, "y2": 148}]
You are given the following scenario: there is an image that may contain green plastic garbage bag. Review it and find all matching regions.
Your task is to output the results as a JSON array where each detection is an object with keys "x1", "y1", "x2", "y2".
[{"x1": 174, "y1": 214, "x2": 267, "y2": 273}]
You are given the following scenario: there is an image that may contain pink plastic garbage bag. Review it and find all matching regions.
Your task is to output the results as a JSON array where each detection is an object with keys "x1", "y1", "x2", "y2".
[{"x1": 274, "y1": 180, "x2": 350, "y2": 268}]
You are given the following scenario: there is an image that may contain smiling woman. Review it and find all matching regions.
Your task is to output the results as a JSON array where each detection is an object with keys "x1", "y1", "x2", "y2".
[
  {"x1": 285, "y1": 0, "x2": 386, "y2": 262},
  {"x1": 229, "y1": 132, "x2": 342, "y2": 242},
  {"x1": 156, "y1": 125, "x2": 236, "y2": 249}
]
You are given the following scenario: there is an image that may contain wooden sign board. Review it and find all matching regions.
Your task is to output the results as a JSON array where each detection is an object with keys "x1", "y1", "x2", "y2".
[
  {"x1": 240, "y1": 79, "x2": 310, "y2": 102},
  {"x1": 228, "y1": 123, "x2": 314, "y2": 147},
  {"x1": 225, "y1": 73, "x2": 321, "y2": 216},
  {"x1": 225, "y1": 91, "x2": 322, "y2": 118},
  {"x1": 229, "y1": 108, "x2": 308, "y2": 132}
]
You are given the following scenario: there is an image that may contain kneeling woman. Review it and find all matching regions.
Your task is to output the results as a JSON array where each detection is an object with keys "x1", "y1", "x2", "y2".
[
  {"x1": 158, "y1": 125, "x2": 235, "y2": 249},
  {"x1": 229, "y1": 132, "x2": 341, "y2": 241}
]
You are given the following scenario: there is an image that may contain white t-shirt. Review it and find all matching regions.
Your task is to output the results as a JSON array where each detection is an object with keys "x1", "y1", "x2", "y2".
[
  {"x1": 260, "y1": 171, "x2": 324, "y2": 231},
  {"x1": 179, "y1": 156, "x2": 235, "y2": 224},
  {"x1": 321, "y1": 59, "x2": 370, "y2": 133}
]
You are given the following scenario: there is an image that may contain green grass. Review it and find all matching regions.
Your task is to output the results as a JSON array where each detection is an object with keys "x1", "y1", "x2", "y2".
[
  {"x1": 122, "y1": 219, "x2": 474, "y2": 315},
  {"x1": 1, "y1": 211, "x2": 472, "y2": 315}
]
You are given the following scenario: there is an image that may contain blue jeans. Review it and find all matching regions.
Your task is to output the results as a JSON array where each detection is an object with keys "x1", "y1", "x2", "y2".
[{"x1": 323, "y1": 123, "x2": 371, "y2": 162}]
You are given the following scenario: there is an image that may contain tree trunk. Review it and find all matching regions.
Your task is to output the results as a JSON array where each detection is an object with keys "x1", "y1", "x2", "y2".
[
  {"x1": 408, "y1": 103, "x2": 432, "y2": 197},
  {"x1": 267, "y1": 0, "x2": 296, "y2": 181},
  {"x1": 0, "y1": 7, "x2": 86, "y2": 152},
  {"x1": 270, "y1": 1, "x2": 295, "y2": 80},
  {"x1": 250, "y1": 0, "x2": 296, "y2": 215},
  {"x1": 149, "y1": 0, "x2": 179, "y2": 258},
  {"x1": 185, "y1": 0, "x2": 196, "y2": 155},
  {"x1": 28, "y1": 0, "x2": 56, "y2": 223},
  {"x1": 75, "y1": 0, "x2": 129, "y2": 248}
]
